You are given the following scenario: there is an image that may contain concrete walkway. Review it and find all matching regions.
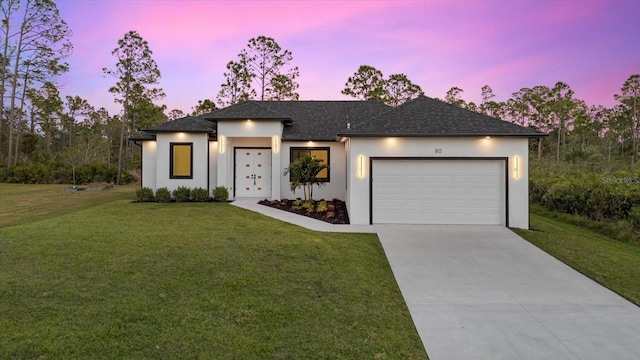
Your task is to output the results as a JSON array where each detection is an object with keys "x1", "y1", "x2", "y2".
[
  {"x1": 376, "y1": 224, "x2": 640, "y2": 360},
  {"x1": 231, "y1": 199, "x2": 640, "y2": 359}
]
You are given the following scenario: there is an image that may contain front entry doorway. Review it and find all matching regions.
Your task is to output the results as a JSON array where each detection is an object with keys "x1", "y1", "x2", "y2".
[{"x1": 235, "y1": 148, "x2": 271, "y2": 197}]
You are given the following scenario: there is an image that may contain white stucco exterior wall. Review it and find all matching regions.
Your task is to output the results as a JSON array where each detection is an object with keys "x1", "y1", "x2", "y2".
[
  {"x1": 279, "y1": 141, "x2": 347, "y2": 201},
  {"x1": 209, "y1": 140, "x2": 218, "y2": 195},
  {"x1": 141, "y1": 141, "x2": 157, "y2": 190},
  {"x1": 346, "y1": 137, "x2": 530, "y2": 229},
  {"x1": 155, "y1": 133, "x2": 209, "y2": 192}
]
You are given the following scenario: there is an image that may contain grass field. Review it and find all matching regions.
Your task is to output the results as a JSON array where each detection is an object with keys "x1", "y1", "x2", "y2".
[
  {"x1": 514, "y1": 211, "x2": 640, "y2": 307},
  {"x1": 0, "y1": 183, "x2": 135, "y2": 228},
  {"x1": 0, "y1": 184, "x2": 427, "y2": 359}
]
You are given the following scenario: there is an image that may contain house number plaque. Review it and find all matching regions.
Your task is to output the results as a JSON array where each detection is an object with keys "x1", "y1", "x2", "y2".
[{"x1": 435, "y1": 148, "x2": 443, "y2": 154}]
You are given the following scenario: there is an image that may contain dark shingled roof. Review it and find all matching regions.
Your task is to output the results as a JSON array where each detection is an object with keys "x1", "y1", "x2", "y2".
[
  {"x1": 132, "y1": 96, "x2": 544, "y2": 142},
  {"x1": 129, "y1": 132, "x2": 156, "y2": 141},
  {"x1": 144, "y1": 116, "x2": 216, "y2": 133},
  {"x1": 203, "y1": 100, "x2": 391, "y2": 141},
  {"x1": 337, "y1": 95, "x2": 543, "y2": 137},
  {"x1": 203, "y1": 101, "x2": 292, "y2": 122}
]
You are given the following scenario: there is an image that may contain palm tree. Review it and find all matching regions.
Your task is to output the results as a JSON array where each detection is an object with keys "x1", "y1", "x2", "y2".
[{"x1": 284, "y1": 156, "x2": 328, "y2": 202}]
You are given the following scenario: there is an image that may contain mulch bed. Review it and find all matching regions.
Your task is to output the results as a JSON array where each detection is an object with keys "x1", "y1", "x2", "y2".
[{"x1": 258, "y1": 199, "x2": 350, "y2": 224}]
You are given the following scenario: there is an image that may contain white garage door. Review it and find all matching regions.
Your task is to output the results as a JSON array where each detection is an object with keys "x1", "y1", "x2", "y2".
[{"x1": 372, "y1": 159, "x2": 505, "y2": 225}]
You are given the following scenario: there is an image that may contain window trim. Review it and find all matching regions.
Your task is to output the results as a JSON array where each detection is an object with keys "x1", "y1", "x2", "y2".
[
  {"x1": 289, "y1": 146, "x2": 330, "y2": 182},
  {"x1": 170, "y1": 142, "x2": 193, "y2": 179}
]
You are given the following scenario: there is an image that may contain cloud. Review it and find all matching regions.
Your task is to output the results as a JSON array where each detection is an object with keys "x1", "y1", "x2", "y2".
[{"x1": 55, "y1": 0, "x2": 640, "y2": 114}]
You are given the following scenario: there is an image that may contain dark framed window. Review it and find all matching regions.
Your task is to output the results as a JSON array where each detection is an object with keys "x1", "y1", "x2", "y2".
[
  {"x1": 170, "y1": 143, "x2": 193, "y2": 179},
  {"x1": 290, "y1": 147, "x2": 330, "y2": 181}
]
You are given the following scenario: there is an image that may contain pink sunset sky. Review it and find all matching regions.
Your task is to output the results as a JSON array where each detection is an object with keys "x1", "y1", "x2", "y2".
[{"x1": 56, "y1": 0, "x2": 640, "y2": 116}]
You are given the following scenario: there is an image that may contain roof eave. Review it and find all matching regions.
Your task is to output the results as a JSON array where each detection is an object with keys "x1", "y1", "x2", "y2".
[
  {"x1": 336, "y1": 132, "x2": 548, "y2": 138},
  {"x1": 281, "y1": 137, "x2": 338, "y2": 142},
  {"x1": 128, "y1": 134, "x2": 157, "y2": 144},
  {"x1": 147, "y1": 129, "x2": 216, "y2": 133},
  {"x1": 205, "y1": 117, "x2": 293, "y2": 125}
]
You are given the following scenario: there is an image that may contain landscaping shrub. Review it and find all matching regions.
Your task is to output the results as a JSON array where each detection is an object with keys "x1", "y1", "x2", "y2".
[
  {"x1": 0, "y1": 161, "x2": 134, "y2": 185},
  {"x1": 4, "y1": 162, "x2": 52, "y2": 184},
  {"x1": 155, "y1": 187, "x2": 172, "y2": 203},
  {"x1": 627, "y1": 207, "x2": 640, "y2": 232},
  {"x1": 135, "y1": 187, "x2": 155, "y2": 202},
  {"x1": 119, "y1": 171, "x2": 134, "y2": 185},
  {"x1": 192, "y1": 187, "x2": 209, "y2": 202},
  {"x1": 74, "y1": 163, "x2": 117, "y2": 184},
  {"x1": 213, "y1": 186, "x2": 229, "y2": 202},
  {"x1": 173, "y1": 186, "x2": 192, "y2": 202},
  {"x1": 531, "y1": 173, "x2": 634, "y2": 222},
  {"x1": 527, "y1": 158, "x2": 640, "y2": 243},
  {"x1": 543, "y1": 180, "x2": 629, "y2": 220},
  {"x1": 302, "y1": 200, "x2": 314, "y2": 213},
  {"x1": 316, "y1": 200, "x2": 328, "y2": 213}
]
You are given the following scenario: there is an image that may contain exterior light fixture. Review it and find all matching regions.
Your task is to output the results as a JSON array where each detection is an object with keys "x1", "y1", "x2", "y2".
[
  {"x1": 272, "y1": 135, "x2": 280, "y2": 154},
  {"x1": 513, "y1": 155, "x2": 520, "y2": 179},
  {"x1": 218, "y1": 135, "x2": 226, "y2": 154},
  {"x1": 485, "y1": 136, "x2": 491, "y2": 139},
  {"x1": 357, "y1": 154, "x2": 365, "y2": 179}
]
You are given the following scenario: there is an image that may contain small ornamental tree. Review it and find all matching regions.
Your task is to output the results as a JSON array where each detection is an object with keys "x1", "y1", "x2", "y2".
[{"x1": 284, "y1": 156, "x2": 328, "y2": 202}]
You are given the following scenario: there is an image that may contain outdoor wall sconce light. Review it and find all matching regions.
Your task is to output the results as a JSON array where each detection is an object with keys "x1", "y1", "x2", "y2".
[
  {"x1": 513, "y1": 155, "x2": 520, "y2": 179},
  {"x1": 218, "y1": 135, "x2": 226, "y2": 154},
  {"x1": 272, "y1": 135, "x2": 280, "y2": 154},
  {"x1": 357, "y1": 154, "x2": 365, "y2": 179}
]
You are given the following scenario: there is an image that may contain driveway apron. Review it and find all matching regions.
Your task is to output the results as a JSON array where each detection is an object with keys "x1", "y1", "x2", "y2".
[{"x1": 375, "y1": 224, "x2": 640, "y2": 360}]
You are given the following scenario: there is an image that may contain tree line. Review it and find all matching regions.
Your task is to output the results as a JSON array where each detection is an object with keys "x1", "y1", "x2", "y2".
[
  {"x1": 437, "y1": 76, "x2": 640, "y2": 167},
  {"x1": 1, "y1": 0, "x2": 638, "y2": 185},
  {"x1": 339, "y1": 65, "x2": 640, "y2": 168}
]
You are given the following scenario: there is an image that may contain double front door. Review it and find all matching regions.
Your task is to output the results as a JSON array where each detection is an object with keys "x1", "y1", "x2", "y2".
[{"x1": 235, "y1": 148, "x2": 271, "y2": 197}]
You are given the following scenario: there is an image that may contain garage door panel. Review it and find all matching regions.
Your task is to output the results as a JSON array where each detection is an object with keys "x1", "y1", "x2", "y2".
[
  {"x1": 372, "y1": 159, "x2": 505, "y2": 225},
  {"x1": 389, "y1": 199, "x2": 405, "y2": 207}
]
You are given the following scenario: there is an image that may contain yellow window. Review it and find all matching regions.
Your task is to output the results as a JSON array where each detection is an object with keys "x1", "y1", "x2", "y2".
[
  {"x1": 310, "y1": 149, "x2": 329, "y2": 179},
  {"x1": 290, "y1": 147, "x2": 330, "y2": 181},
  {"x1": 171, "y1": 143, "x2": 192, "y2": 178}
]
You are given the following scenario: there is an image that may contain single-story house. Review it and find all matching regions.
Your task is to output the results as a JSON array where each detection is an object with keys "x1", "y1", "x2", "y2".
[{"x1": 130, "y1": 95, "x2": 544, "y2": 229}]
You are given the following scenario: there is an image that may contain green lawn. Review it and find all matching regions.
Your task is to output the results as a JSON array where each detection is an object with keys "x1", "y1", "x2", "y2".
[
  {"x1": 514, "y1": 212, "x2": 640, "y2": 306},
  {"x1": 0, "y1": 184, "x2": 427, "y2": 359},
  {"x1": 0, "y1": 183, "x2": 135, "y2": 228}
]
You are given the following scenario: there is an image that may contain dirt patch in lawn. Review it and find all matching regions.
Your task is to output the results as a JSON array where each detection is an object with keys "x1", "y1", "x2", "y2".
[{"x1": 258, "y1": 199, "x2": 350, "y2": 224}]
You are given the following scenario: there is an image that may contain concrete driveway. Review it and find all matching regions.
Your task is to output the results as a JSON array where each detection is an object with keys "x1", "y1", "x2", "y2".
[{"x1": 376, "y1": 225, "x2": 640, "y2": 360}]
